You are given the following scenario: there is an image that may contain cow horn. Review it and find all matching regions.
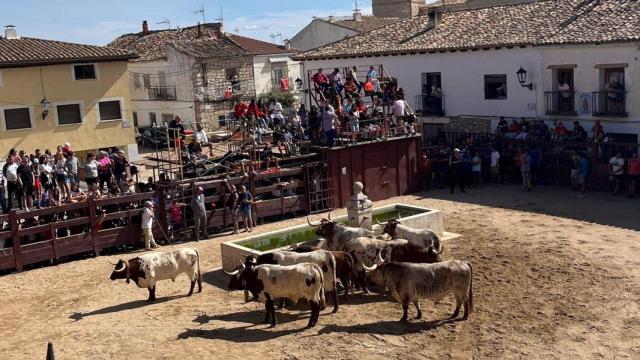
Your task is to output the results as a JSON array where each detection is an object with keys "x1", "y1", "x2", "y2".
[
  {"x1": 107, "y1": 260, "x2": 119, "y2": 266},
  {"x1": 224, "y1": 269, "x2": 241, "y2": 276},
  {"x1": 431, "y1": 241, "x2": 444, "y2": 256},
  {"x1": 361, "y1": 262, "x2": 378, "y2": 272},
  {"x1": 327, "y1": 212, "x2": 332, "y2": 221},
  {"x1": 114, "y1": 261, "x2": 126, "y2": 273},
  {"x1": 375, "y1": 218, "x2": 384, "y2": 226},
  {"x1": 307, "y1": 216, "x2": 321, "y2": 227},
  {"x1": 378, "y1": 250, "x2": 386, "y2": 264},
  {"x1": 396, "y1": 211, "x2": 402, "y2": 222}
]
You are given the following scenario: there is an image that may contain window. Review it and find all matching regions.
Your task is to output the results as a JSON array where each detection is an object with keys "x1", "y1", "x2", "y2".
[
  {"x1": 158, "y1": 71, "x2": 167, "y2": 87},
  {"x1": 484, "y1": 74, "x2": 507, "y2": 100},
  {"x1": 73, "y1": 64, "x2": 97, "y2": 80},
  {"x1": 161, "y1": 114, "x2": 174, "y2": 125},
  {"x1": 56, "y1": 103, "x2": 82, "y2": 125},
  {"x1": 3, "y1": 107, "x2": 33, "y2": 130},
  {"x1": 98, "y1": 100, "x2": 122, "y2": 121},
  {"x1": 143, "y1": 74, "x2": 151, "y2": 88},
  {"x1": 133, "y1": 74, "x2": 141, "y2": 89},
  {"x1": 271, "y1": 66, "x2": 288, "y2": 90},
  {"x1": 226, "y1": 68, "x2": 240, "y2": 91}
]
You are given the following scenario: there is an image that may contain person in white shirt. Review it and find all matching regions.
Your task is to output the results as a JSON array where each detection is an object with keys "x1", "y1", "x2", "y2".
[
  {"x1": 141, "y1": 201, "x2": 160, "y2": 250},
  {"x1": 390, "y1": 97, "x2": 406, "y2": 127},
  {"x1": 558, "y1": 80, "x2": 571, "y2": 112},
  {"x1": 490, "y1": 148, "x2": 501, "y2": 184},
  {"x1": 269, "y1": 101, "x2": 284, "y2": 127},
  {"x1": 3, "y1": 157, "x2": 19, "y2": 211},
  {"x1": 609, "y1": 152, "x2": 625, "y2": 195}
]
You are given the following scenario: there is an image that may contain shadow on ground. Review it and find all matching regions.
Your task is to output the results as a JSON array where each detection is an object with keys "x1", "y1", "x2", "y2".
[
  {"x1": 69, "y1": 295, "x2": 184, "y2": 321},
  {"x1": 419, "y1": 184, "x2": 640, "y2": 231}
]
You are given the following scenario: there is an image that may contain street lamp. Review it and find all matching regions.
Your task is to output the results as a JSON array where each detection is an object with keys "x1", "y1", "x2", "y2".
[
  {"x1": 40, "y1": 97, "x2": 51, "y2": 119},
  {"x1": 516, "y1": 66, "x2": 533, "y2": 91}
]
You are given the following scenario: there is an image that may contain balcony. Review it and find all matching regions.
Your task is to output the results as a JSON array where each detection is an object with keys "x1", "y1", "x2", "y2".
[
  {"x1": 592, "y1": 91, "x2": 627, "y2": 117},
  {"x1": 414, "y1": 94, "x2": 445, "y2": 117},
  {"x1": 544, "y1": 91, "x2": 576, "y2": 116},
  {"x1": 148, "y1": 86, "x2": 177, "y2": 101}
]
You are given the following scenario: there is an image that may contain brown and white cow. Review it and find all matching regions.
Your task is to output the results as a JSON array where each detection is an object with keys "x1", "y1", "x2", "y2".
[
  {"x1": 291, "y1": 245, "x2": 356, "y2": 301},
  {"x1": 308, "y1": 212, "x2": 375, "y2": 251},
  {"x1": 227, "y1": 257, "x2": 325, "y2": 328},
  {"x1": 363, "y1": 257, "x2": 473, "y2": 322},
  {"x1": 109, "y1": 247, "x2": 202, "y2": 302},
  {"x1": 380, "y1": 219, "x2": 443, "y2": 254}
]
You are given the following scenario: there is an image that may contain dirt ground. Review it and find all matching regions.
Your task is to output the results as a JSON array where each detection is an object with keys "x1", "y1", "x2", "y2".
[{"x1": 1, "y1": 185, "x2": 639, "y2": 359}]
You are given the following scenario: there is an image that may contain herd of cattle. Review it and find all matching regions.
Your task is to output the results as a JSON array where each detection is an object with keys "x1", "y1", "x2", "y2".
[{"x1": 109, "y1": 214, "x2": 473, "y2": 329}]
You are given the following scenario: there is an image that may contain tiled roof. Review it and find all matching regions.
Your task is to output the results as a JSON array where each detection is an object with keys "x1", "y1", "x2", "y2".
[
  {"x1": 295, "y1": 0, "x2": 640, "y2": 60},
  {"x1": 226, "y1": 34, "x2": 297, "y2": 55},
  {"x1": 169, "y1": 38, "x2": 250, "y2": 59},
  {"x1": 327, "y1": 16, "x2": 401, "y2": 33},
  {"x1": 0, "y1": 37, "x2": 136, "y2": 68},
  {"x1": 108, "y1": 23, "x2": 223, "y2": 62}
]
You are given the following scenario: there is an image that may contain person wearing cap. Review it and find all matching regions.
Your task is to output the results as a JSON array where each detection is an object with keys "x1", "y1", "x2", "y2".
[
  {"x1": 191, "y1": 186, "x2": 208, "y2": 241},
  {"x1": 142, "y1": 201, "x2": 159, "y2": 250}
]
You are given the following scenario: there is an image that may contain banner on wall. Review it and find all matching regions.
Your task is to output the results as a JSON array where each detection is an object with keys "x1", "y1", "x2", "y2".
[{"x1": 578, "y1": 92, "x2": 592, "y2": 114}]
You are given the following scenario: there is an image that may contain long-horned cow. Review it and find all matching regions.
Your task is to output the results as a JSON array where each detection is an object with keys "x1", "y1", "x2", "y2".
[
  {"x1": 252, "y1": 250, "x2": 339, "y2": 312},
  {"x1": 363, "y1": 256, "x2": 473, "y2": 322},
  {"x1": 380, "y1": 219, "x2": 443, "y2": 254},
  {"x1": 226, "y1": 257, "x2": 325, "y2": 328},
  {"x1": 308, "y1": 212, "x2": 375, "y2": 251},
  {"x1": 109, "y1": 247, "x2": 203, "y2": 302},
  {"x1": 291, "y1": 245, "x2": 356, "y2": 301}
]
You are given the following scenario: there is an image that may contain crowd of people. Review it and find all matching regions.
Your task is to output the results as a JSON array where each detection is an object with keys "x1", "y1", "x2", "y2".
[
  {"x1": 420, "y1": 138, "x2": 640, "y2": 199},
  {"x1": 0, "y1": 143, "x2": 147, "y2": 214},
  {"x1": 496, "y1": 116, "x2": 605, "y2": 143}
]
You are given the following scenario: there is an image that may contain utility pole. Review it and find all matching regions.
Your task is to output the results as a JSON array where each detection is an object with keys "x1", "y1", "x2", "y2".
[
  {"x1": 157, "y1": 19, "x2": 171, "y2": 30},
  {"x1": 195, "y1": 4, "x2": 206, "y2": 24}
]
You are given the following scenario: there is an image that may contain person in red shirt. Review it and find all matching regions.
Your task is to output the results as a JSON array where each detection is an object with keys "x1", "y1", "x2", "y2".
[
  {"x1": 312, "y1": 68, "x2": 330, "y2": 92},
  {"x1": 234, "y1": 100, "x2": 248, "y2": 120},
  {"x1": 555, "y1": 121, "x2": 568, "y2": 139},
  {"x1": 247, "y1": 98, "x2": 264, "y2": 118},
  {"x1": 627, "y1": 152, "x2": 640, "y2": 198},
  {"x1": 591, "y1": 120, "x2": 605, "y2": 143},
  {"x1": 509, "y1": 119, "x2": 521, "y2": 133}
]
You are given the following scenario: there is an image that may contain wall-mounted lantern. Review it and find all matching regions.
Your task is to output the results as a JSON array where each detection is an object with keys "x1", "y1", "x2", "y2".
[
  {"x1": 40, "y1": 97, "x2": 50, "y2": 119},
  {"x1": 516, "y1": 66, "x2": 534, "y2": 91}
]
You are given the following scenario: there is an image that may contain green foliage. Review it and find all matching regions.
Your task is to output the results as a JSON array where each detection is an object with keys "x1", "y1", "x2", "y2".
[{"x1": 258, "y1": 92, "x2": 298, "y2": 108}]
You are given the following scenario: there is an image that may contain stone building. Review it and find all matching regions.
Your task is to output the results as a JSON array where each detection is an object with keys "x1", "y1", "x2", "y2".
[{"x1": 109, "y1": 23, "x2": 299, "y2": 129}]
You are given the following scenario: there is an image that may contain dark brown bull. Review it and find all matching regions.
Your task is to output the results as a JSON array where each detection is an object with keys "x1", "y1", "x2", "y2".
[{"x1": 291, "y1": 245, "x2": 356, "y2": 301}]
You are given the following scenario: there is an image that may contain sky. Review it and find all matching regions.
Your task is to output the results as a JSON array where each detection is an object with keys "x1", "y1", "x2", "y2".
[{"x1": 0, "y1": 0, "x2": 375, "y2": 45}]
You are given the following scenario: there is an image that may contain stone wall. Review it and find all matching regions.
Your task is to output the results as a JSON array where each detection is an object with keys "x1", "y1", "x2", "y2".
[{"x1": 192, "y1": 55, "x2": 255, "y2": 129}]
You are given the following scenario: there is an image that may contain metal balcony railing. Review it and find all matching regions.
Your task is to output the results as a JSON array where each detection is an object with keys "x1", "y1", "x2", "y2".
[
  {"x1": 414, "y1": 94, "x2": 445, "y2": 116},
  {"x1": 544, "y1": 91, "x2": 576, "y2": 116},
  {"x1": 592, "y1": 91, "x2": 627, "y2": 117},
  {"x1": 148, "y1": 86, "x2": 177, "y2": 101}
]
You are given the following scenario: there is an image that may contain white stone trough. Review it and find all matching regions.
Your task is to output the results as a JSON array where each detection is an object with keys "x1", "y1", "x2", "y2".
[{"x1": 220, "y1": 203, "x2": 460, "y2": 272}]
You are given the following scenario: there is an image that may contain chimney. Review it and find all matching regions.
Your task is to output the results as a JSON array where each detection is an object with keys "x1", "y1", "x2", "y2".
[
  {"x1": 283, "y1": 39, "x2": 291, "y2": 49},
  {"x1": 142, "y1": 20, "x2": 149, "y2": 35},
  {"x1": 427, "y1": 10, "x2": 440, "y2": 29},
  {"x1": 328, "y1": 15, "x2": 335, "y2": 23},
  {"x1": 353, "y1": 9, "x2": 363, "y2": 22},
  {"x1": 4, "y1": 25, "x2": 18, "y2": 40},
  {"x1": 197, "y1": 22, "x2": 202, "y2": 38}
]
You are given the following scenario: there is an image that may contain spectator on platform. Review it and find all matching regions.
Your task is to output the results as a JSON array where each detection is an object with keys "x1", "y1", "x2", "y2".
[
  {"x1": 17, "y1": 156, "x2": 35, "y2": 211},
  {"x1": 347, "y1": 66, "x2": 362, "y2": 93},
  {"x1": 298, "y1": 104, "x2": 308, "y2": 128},
  {"x1": 53, "y1": 152, "x2": 70, "y2": 201},
  {"x1": 65, "y1": 151, "x2": 79, "y2": 187},
  {"x1": 269, "y1": 99, "x2": 285, "y2": 127},
  {"x1": 627, "y1": 152, "x2": 640, "y2": 198},
  {"x1": 554, "y1": 120, "x2": 568, "y2": 140},
  {"x1": 168, "y1": 115, "x2": 186, "y2": 140},
  {"x1": 84, "y1": 153, "x2": 99, "y2": 187},
  {"x1": 112, "y1": 150, "x2": 129, "y2": 183},
  {"x1": 234, "y1": 99, "x2": 248, "y2": 120},
  {"x1": 609, "y1": 152, "x2": 625, "y2": 195},
  {"x1": 328, "y1": 68, "x2": 344, "y2": 96},
  {"x1": 322, "y1": 105, "x2": 338, "y2": 148},
  {"x1": 312, "y1": 68, "x2": 330, "y2": 93}
]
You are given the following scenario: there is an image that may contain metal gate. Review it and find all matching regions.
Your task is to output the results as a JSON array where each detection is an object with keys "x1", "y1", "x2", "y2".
[{"x1": 304, "y1": 161, "x2": 335, "y2": 214}]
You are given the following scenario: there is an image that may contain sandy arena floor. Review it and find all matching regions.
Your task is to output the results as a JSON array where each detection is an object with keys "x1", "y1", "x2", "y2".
[{"x1": 0, "y1": 185, "x2": 639, "y2": 359}]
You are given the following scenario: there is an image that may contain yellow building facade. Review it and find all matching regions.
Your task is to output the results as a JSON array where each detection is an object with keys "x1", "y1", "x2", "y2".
[
  {"x1": 0, "y1": 32, "x2": 137, "y2": 158},
  {"x1": 0, "y1": 62, "x2": 136, "y2": 155}
]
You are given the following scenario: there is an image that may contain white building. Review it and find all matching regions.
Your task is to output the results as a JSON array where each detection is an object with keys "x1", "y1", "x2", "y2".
[
  {"x1": 109, "y1": 22, "x2": 301, "y2": 128},
  {"x1": 294, "y1": 0, "x2": 640, "y2": 143}
]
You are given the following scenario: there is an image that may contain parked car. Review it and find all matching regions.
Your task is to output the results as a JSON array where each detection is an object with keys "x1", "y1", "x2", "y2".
[{"x1": 137, "y1": 126, "x2": 170, "y2": 148}]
